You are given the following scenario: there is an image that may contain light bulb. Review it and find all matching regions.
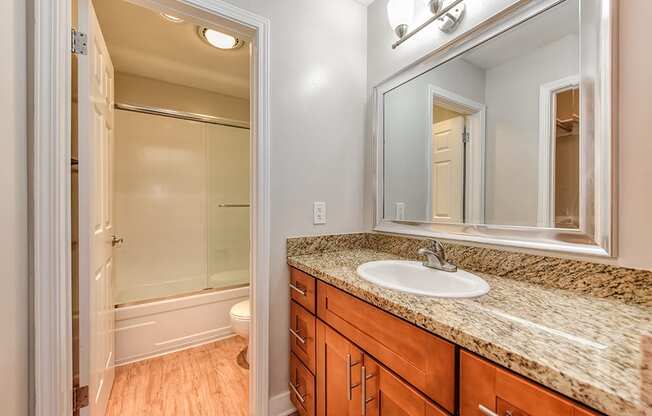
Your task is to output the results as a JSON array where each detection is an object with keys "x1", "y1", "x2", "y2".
[
  {"x1": 200, "y1": 28, "x2": 244, "y2": 50},
  {"x1": 387, "y1": 0, "x2": 415, "y2": 38},
  {"x1": 424, "y1": 0, "x2": 442, "y2": 14}
]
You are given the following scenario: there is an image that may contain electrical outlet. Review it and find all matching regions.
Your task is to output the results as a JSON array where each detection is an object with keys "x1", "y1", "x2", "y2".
[
  {"x1": 395, "y1": 202, "x2": 405, "y2": 220},
  {"x1": 313, "y1": 201, "x2": 326, "y2": 225}
]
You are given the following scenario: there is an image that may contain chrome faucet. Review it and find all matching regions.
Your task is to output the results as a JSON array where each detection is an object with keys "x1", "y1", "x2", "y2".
[{"x1": 417, "y1": 240, "x2": 457, "y2": 272}]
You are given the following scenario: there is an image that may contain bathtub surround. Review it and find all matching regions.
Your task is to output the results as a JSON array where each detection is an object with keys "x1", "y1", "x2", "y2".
[
  {"x1": 288, "y1": 233, "x2": 652, "y2": 305},
  {"x1": 287, "y1": 235, "x2": 651, "y2": 415}
]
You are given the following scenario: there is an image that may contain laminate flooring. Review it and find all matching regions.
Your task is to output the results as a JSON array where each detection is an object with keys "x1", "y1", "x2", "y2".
[{"x1": 106, "y1": 336, "x2": 248, "y2": 416}]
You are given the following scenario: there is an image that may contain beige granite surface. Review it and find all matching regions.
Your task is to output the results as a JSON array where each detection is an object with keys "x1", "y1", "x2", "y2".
[
  {"x1": 287, "y1": 241, "x2": 652, "y2": 415},
  {"x1": 287, "y1": 233, "x2": 652, "y2": 306}
]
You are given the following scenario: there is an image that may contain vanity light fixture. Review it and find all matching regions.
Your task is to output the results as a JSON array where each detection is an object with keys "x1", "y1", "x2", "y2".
[
  {"x1": 198, "y1": 27, "x2": 245, "y2": 50},
  {"x1": 386, "y1": 0, "x2": 415, "y2": 39},
  {"x1": 160, "y1": 12, "x2": 184, "y2": 23},
  {"x1": 425, "y1": 0, "x2": 442, "y2": 14},
  {"x1": 391, "y1": 0, "x2": 466, "y2": 49}
]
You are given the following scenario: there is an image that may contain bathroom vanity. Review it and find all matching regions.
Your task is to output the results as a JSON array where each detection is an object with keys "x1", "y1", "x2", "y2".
[
  {"x1": 286, "y1": 234, "x2": 651, "y2": 416},
  {"x1": 287, "y1": 263, "x2": 605, "y2": 416}
]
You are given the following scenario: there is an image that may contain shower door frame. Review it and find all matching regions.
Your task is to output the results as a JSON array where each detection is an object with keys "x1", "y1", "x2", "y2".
[{"x1": 30, "y1": 0, "x2": 271, "y2": 415}]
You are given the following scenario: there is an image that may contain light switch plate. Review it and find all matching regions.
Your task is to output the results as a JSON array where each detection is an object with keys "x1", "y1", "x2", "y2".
[{"x1": 313, "y1": 201, "x2": 326, "y2": 225}]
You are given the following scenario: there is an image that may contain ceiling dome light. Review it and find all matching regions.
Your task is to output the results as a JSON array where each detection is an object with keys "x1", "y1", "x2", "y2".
[
  {"x1": 387, "y1": 0, "x2": 415, "y2": 39},
  {"x1": 160, "y1": 12, "x2": 184, "y2": 23},
  {"x1": 199, "y1": 27, "x2": 245, "y2": 50}
]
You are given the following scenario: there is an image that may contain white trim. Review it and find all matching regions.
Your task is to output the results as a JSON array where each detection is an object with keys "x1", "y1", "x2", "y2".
[
  {"x1": 426, "y1": 85, "x2": 486, "y2": 224},
  {"x1": 31, "y1": 0, "x2": 74, "y2": 414},
  {"x1": 372, "y1": 0, "x2": 617, "y2": 258},
  {"x1": 31, "y1": 0, "x2": 271, "y2": 415},
  {"x1": 537, "y1": 75, "x2": 579, "y2": 227},
  {"x1": 269, "y1": 391, "x2": 296, "y2": 416}
]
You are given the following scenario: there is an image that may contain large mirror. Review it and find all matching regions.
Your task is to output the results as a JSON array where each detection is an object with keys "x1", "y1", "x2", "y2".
[{"x1": 375, "y1": 0, "x2": 615, "y2": 256}]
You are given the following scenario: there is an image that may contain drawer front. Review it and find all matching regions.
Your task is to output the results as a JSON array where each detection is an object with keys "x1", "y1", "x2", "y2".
[
  {"x1": 291, "y1": 300, "x2": 316, "y2": 374},
  {"x1": 460, "y1": 351, "x2": 599, "y2": 416},
  {"x1": 291, "y1": 352, "x2": 316, "y2": 416},
  {"x1": 317, "y1": 281, "x2": 455, "y2": 413},
  {"x1": 290, "y1": 268, "x2": 316, "y2": 313}
]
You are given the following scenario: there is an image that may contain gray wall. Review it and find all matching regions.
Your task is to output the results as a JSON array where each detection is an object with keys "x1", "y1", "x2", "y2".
[
  {"x1": 484, "y1": 34, "x2": 579, "y2": 226},
  {"x1": 383, "y1": 58, "x2": 485, "y2": 221},
  {"x1": 222, "y1": 0, "x2": 368, "y2": 400},
  {"x1": 0, "y1": 0, "x2": 28, "y2": 414}
]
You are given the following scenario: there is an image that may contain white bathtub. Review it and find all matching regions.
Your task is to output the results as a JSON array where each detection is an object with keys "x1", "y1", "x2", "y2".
[{"x1": 114, "y1": 285, "x2": 249, "y2": 365}]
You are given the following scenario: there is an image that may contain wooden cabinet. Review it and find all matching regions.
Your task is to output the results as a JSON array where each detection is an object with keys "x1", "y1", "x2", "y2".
[
  {"x1": 317, "y1": 281, "x2": 455, "y2": 413},
  {"x1": 291, "y1": 352, "x2": 316, "y2": 416},
  {"x1": 290, "y1": 268, "x2": 316, "y2": 313},
  {"x1": 289, "y1": 267, "x2": 601, "y2": 416},
  {"x1": 316, "y1": 320, "x2": 447, "y2": 416},
  {"x1": 363, "y1": 354, "x2": 448, "y2": 416},
  {"x1": 459, "y1": 351, "x2": 599, "y2": 416},
  {"x1": 316, "y1": 320, "x2": 363, "y2": 416},
  {"x1": 290, "y1": 301, "x2": 316, "y2": 374}
]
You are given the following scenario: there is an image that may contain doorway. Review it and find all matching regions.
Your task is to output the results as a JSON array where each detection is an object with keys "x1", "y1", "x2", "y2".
[{"x1": 31, "y1": 0, "x2": 270, "y2": 414}]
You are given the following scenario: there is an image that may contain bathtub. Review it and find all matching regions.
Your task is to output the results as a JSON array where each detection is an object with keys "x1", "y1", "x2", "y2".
[{"x1": 114, "y1": 285, "x2": 249, "y2": 365}]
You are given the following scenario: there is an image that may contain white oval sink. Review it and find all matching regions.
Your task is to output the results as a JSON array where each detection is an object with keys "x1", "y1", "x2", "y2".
[{"x1": 356, "y1": 260, "x2": 490, "y2": 298}]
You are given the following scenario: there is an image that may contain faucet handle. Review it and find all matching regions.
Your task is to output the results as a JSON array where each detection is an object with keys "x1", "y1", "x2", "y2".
[{"x1": 432, "y1": 240, "x2": 445, "y2": 255}]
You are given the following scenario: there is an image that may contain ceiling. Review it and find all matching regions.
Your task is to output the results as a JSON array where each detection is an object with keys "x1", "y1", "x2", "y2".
[
  {"x1": 462, "y1": 0, "x2": 579, "y2": 70},
  {"x1": 94, "y1": 0, "x2": 250, "y2": 99}
]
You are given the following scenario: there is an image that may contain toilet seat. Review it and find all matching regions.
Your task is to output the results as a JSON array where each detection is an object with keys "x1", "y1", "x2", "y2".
[{"x1": 230, "y1": 299, "x2": 250, "y2": 320}]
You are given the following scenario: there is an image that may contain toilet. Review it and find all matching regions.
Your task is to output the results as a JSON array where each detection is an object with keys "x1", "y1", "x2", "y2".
[{"x1": 229, "y1": 299, "x2": 250, "y2": 365}]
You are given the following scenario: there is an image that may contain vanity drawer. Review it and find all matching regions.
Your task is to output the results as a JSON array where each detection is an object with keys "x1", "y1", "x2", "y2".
[
  {"x1": 460, "y1": 351, "x2": 599, "y2": 416},
  {"x1": 290, "y1": 300, "x2": 316, "y2": 374},
  {"x1": 291, "y1": 352, "x2": 316, "y2": 416},
  {"x1": 316, "y1": 281, "x2": 456, "y2": 413},
  {"x1": 290, "y1": 268, "x2": 316, "y2": 313}
]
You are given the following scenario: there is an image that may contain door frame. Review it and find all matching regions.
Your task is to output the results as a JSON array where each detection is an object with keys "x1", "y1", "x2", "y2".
[
  {"x1": 537, "y1": 75, "x2": 580, "y2": 228},
  {"x1": 30, "y1": 0, "x2": 271, "y2": 415},
  {"x1": 426, "y1": 85, "x2": 486, "y2": 224}
]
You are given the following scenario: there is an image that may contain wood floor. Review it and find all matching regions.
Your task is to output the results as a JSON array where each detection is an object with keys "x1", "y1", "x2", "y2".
[{"x1": 106, "y1": 336, "x2": 249, "y2": 416}]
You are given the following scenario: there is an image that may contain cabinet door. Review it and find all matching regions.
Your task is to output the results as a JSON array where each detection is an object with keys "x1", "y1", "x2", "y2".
[
  {"x1": 362, "y1": 354, "x2": 448, "y2": 416},
  {"x1": 316, "y1": 320, "x2": 363, "y2": 416},
  {"x1": 460, "y1": 351, "x2": 599, "y2": 416}
]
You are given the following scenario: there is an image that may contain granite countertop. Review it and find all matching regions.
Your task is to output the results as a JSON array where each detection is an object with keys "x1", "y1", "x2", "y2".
[{"x1": 287, "y1": 248, "x2": 651, "y2": 416}]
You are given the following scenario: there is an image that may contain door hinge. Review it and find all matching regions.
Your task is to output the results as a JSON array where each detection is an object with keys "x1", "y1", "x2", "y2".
[
  {"x1": 71, "y1": 29, "x2": 88, "y2": 55},
  {"x1": 73, "y1": 385, "x2": 89, "y2": 411},
  {"x1": 462, "y1": 131, "x2": 470, "y2": 144}
]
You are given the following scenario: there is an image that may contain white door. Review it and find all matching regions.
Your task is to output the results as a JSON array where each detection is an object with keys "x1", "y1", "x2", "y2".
[
  {"x1": 431, "y1": 116, "x2": 465, "y2": 223},
  {"x1": 78, "y1": 1, "x2": 116, "y2": 414}
]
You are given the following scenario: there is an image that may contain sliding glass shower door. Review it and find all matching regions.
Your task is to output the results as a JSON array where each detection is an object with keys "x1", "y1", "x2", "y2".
[{"x1": 113, "y1": 109, "x2": 250, "y2": 305}]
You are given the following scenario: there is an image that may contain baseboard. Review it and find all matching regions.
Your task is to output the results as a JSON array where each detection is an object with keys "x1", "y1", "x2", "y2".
[{"x1": 269, "y1": 391, "x2": 296, "y2": 416}]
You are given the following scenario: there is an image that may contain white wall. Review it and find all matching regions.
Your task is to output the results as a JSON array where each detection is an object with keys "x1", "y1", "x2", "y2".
[
  {"x1": 384, "y1": 58, "x2": 485, "y2": 220},
  {"x1": 115, "y1": 72, "x2": 250, "y2": 122},
  {"x1": 0, "y1": 0, "x2": 28, "y2": 415},
  {"x1": 366, "y1": 0, "x2": 652, "y2": 270},
  {"x1": 484, "y1": 34, "x2": 579, "y2": 226},
  {"x1": 222, "y1": 0, "x2": 368, "y2": 400}
]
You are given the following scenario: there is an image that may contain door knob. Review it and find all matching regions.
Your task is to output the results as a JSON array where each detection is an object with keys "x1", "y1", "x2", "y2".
[{"x1": 111, "y1": 235, "x2": 124, "y2": 248}]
